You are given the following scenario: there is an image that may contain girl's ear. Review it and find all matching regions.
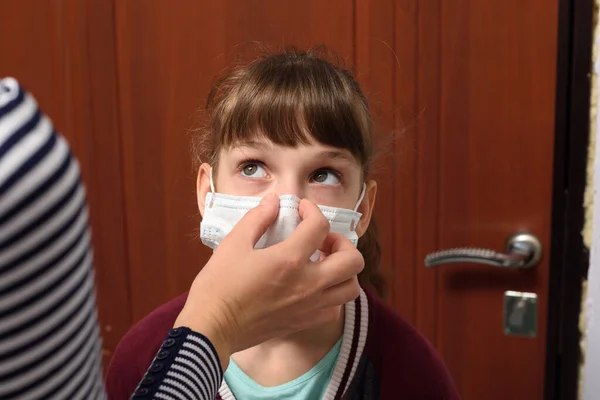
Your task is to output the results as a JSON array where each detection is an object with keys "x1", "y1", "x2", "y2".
[
  {"x1": 196, "y1": 163, "x2": 212, "y2": 217},
  {"x1": 356, "y1": 180, "x2": 377, "y2": 237}
]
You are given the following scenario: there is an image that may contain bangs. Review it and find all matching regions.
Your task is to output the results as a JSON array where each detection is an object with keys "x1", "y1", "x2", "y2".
[{"x1": 207, "y1": 52, "x2": 372, "y2": 167}]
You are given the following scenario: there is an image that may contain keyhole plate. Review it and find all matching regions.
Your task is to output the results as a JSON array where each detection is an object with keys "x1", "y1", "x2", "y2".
[{"x1": 503, "y1": 290, "x2": 538, "y2": 337}]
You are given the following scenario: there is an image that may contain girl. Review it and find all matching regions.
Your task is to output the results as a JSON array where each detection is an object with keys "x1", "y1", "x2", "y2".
[
  {"x1": 106, "y1": 48, "x2": 459, "y2": 399},
  {"x1": 0, "y1": 77, "x2": 353, "y2": 400}
]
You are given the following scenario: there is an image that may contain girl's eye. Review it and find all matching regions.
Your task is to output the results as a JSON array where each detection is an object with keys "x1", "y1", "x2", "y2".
[
  {"x1": 240, "y1": 163, "x2": 267, "y2": 178},
  {"x1": 311, "y1": 169, "x2": 341, "y2": 185}
]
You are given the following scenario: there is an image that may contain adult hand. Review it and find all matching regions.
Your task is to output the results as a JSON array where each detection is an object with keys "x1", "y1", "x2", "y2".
[{"x1": 173, "y1": 193, "x2": 364, "y2": 370}]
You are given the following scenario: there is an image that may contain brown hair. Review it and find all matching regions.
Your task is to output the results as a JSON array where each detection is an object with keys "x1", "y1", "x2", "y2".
[{"x1": 193, "y1": 46, "x2": 386, "y2": 296}]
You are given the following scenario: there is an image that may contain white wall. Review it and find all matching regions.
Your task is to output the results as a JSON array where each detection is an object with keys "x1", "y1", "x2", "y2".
[{"x1": 582, "y1": 11, "x2": 600, "y2": 396}]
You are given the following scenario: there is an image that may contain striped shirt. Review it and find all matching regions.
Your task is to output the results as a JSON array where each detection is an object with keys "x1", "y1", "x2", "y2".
[{"x1": 0, "y1": 77, "x2": 223, "y2": 399}]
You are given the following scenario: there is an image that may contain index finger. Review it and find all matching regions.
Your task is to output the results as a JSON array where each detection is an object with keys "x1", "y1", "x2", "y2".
[{"x1": 276, "y1": 198, "x2": 330, "y2": 261}]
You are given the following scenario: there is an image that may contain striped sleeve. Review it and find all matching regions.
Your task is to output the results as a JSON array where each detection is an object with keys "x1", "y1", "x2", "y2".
[
  {"x1": 131, "y1": 327, "x2": 224, "y2": 400},
  {"x1": 0, "y1": 77, "x2": 106, "y2": 399},
  {"x1": 0, "y1": 78, "x2": 224, "y2": 400}
]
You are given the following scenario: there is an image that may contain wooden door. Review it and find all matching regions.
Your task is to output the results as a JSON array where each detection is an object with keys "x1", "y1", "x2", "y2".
[
  {"x1": 377, "y1": 1, "x2": 558, "y2": 399},
  {"x1": 1, "y1": 0, "x2": 559, "y2": 394},
  {"x1": 111, "y1": 0, "x2": 557, "y2": 398}
]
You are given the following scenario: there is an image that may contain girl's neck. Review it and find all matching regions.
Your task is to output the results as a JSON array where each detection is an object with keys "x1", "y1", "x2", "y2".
[{"x1": 230, "y1": 307, "x2": 345, "y2": 387}]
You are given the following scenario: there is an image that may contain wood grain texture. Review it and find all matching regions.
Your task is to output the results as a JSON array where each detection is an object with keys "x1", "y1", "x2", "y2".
[
  {"x1": 1, "y1": 0, "x2": 560, "y2": 396},
  {"x1": 360, "y1": 0, "x2": 557, "y2": 397},
  {"x1": 424, "y1": 1, "x2": 557, "y2": 397}
]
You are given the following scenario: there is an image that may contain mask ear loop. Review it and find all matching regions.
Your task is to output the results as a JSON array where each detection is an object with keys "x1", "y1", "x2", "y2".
[
  {"x1": 208, "y1": 167, "x2": 216, "y2": 208},
  {"x1": 350, "y1": 183, "x2": 367, "y2": 232},
  {"x1": 353, "y1": 183, "x2": 366, "y2": 212}
]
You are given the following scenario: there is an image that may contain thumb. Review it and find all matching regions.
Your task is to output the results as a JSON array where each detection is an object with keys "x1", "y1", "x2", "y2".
[{"x1": 222, "y1": 193, "x2": 280, "y2": 248}]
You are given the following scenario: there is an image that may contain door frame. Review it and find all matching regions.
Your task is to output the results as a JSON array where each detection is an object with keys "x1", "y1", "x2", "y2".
[{"x1": 545, "y1": 0, "x2": 594, "y2": 398}]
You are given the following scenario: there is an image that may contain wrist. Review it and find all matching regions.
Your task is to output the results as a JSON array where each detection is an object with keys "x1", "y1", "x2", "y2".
[{"x1": 174, "y1": 306, "x2": 235, "y2": 371}]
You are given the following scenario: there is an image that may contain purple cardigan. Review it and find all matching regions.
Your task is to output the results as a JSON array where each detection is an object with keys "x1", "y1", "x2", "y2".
[{"x1": 106, "y1": 289, "x2": 460, "y2": 399}]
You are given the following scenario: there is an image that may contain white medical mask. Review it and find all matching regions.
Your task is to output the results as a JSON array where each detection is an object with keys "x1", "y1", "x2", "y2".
[{"x1": 200, "y1": 169, "x2": 365, "y2": 259}]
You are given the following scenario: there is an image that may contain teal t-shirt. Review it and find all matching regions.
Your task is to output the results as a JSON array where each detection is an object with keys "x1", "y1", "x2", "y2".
[{"x1": 224, "y1": 339, "x2": 342, "y2": 400}]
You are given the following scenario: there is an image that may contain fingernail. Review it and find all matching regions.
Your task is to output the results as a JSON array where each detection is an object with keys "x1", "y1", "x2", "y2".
[{"x1": 260, "y1": 192, "x2": 277, "y2": 205}]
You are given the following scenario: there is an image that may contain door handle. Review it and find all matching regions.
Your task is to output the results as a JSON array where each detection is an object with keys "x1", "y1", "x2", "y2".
[{"x1": 424, "y1": 233, "x2": 543, "y2": 269}]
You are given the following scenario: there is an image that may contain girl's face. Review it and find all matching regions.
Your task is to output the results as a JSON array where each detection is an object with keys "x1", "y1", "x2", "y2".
[{"x1": 196, "y1": 137, "x2": 377, "y2": 237}]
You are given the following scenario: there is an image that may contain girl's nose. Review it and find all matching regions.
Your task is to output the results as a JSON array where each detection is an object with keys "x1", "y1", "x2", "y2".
[{"x1": 273, "y1": 178, "x2": 305, "y2": 199}]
